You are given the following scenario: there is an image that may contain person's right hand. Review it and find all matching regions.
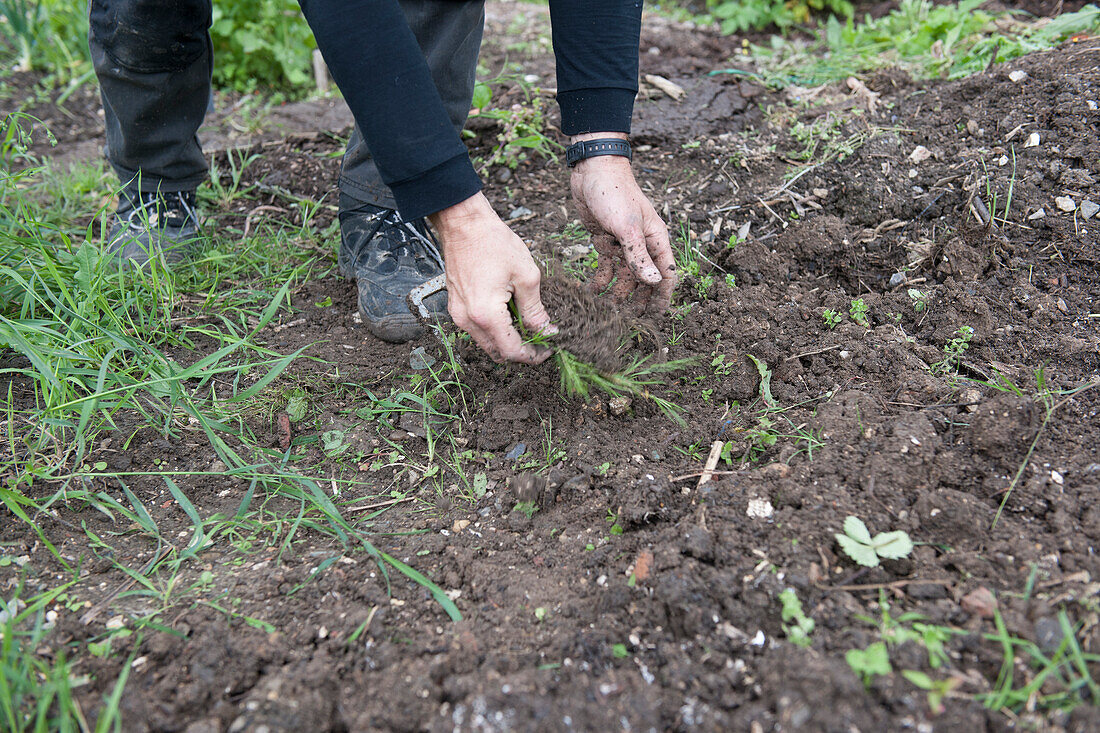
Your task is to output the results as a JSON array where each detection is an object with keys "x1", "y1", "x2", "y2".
[{"x1": 428, "y1": 192, "x2": 555, "y2": 364}]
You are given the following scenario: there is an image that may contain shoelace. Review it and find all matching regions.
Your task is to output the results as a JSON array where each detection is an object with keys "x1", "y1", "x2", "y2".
[
  {"x1": 126, "y1": 191, "x2": 198, "y2": 230},
  {"x1": 365, "y1": 207, "x2": 444, "y2": 272}
]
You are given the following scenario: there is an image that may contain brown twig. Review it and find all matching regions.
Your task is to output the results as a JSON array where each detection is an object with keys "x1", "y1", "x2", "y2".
[
  {"x1": 815, "y1": 577, "x2": 955, "y2": 592},
  {"x1": 346, "y1": 496, "x2": 414, "y2": 513}
]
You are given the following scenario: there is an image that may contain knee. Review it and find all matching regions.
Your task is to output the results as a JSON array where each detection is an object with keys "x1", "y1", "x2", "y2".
[{"x1": 90, "y1": 0, "x2": 212, "y2": 72}]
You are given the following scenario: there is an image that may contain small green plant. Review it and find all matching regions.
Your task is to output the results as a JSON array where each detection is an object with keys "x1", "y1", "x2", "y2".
[
  {"x1": 908, "y1": 288, "x2": 928, "y2": 312},
  {"x1": 846, "y1": 641, "x2": 893, "y2": 686},
  {"x1": 849, "y1": 297, "x2": 870, "y2": 328},
  {"x1": 209, "y1": 0, "x2": 319, "y2": 93},
  {"x1": 778, "y1": 588, "x2": 814, "y2": 647},
  {"x1": 513, "y1": 501, "x2": 539, "y2": 519},
  {"x1": 696, "y1": 273, "x2": 716, "y2": 300},
  {"x1": 724, "y1": 273, "x2": 737, "y2": 288},
  {"x1": 835, "y1": 515, "x2": 914, "y2": 567},
  {"x1": 933, "y1": 325, "x2": 974, "y2": 374},
  {"x1": 470, "y1": 78, "x2": 560, "y2": 170},
  {"x1": 902, "y1": 670, "x2": 961, "y2": 715},
  {"x1": 550, "y1": 349, "x2": 693, "y2": 426},
  {"x1": 704, "y1": 0, "x2": 853, "y2": 34},
  {"x1": 822, "y1": 308, "x2": 843, "y2": 329}
]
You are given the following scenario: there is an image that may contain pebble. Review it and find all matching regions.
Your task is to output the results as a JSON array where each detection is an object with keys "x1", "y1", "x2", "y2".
[
  {"x1": 1008, "y1": 69, "x2": 1028, "y2": 82},
  {"x1": 889, "y1": 271, "x2": 906, "y2": 287},
  {"x1": 1028, "y1": 208, "x2": 1046, "y2": 220},
  {"x1": 508, "y1": 205, "x2": 533, "y2": 219},
  {"x1": 908, "y1": 145, "x2": 932, "y2": 163},
  {"x1": 1034, "y1": 616, "x2": 1067, "y2": 653},
  {"x1": 960, "y1": 586, "x2": 997, "y2": 618},
  {"x1": 452, "y1": 519, "x2": 470, "y2": 533},
  {"x1": 1055, "y1": 196, "x2": 1076, "y2": 212},
  {"x1": 1080, "y1": 200, "x2": 1099, "y2": 220},
  {"x1": 608, "y1": 396, "x2": 632, "y2": 416},
  {"x1": 409, "y1": 346, "x2": 436, "y2": 370},
  {"x1": 505, "y1": 442, "x2": 526, "y2": 460},
  {"x1": 746, "y1": 497, "x2": 774, "y2": 519},
  {"x1": 1024, "y1": 132, "x2": 1040, "y2": 148}
]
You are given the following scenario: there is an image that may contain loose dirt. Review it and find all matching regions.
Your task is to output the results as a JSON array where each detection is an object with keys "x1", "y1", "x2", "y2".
[{"x1": 3, "y1": 4, "x2": 1099, "y2": 732}]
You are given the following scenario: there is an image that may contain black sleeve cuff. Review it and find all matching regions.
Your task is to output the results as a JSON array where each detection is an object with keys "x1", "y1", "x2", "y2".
[
  {"x1": 388, "y1": 152, "x2": 484, "y2": 221},
  {"x1": 557, "y1": 87, "x2": 637, "y2": 136}
]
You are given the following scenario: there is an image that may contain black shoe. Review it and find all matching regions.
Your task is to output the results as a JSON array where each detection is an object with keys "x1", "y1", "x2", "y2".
[
  {"x1": 106, "y1": 188, "x2": 201, "y2": 267},
  {"x1": 338, "y1": 194, "x2": 448, "y2": 343}
]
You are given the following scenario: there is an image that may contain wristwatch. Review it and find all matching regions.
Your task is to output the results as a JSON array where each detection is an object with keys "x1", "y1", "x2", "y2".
[{"x1": 565, "y1": 138, "x2": 632, "y2": 167}]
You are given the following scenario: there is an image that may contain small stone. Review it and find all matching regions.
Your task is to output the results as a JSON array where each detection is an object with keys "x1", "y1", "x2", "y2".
[
  {"x1": 961, "y1": 586, "x2": 997, "y2": 618},
  {"x1": 907, "y1": 583, "x2": 949, "y2": 600},
  {"x1": 105, "y1": 615, "x2": 125, "y2": 630},
  {"x1": 966, "y1": 119, "x2": 979, "y2": 136},
  {"x1": 889, "y1": 271, "x2": 906, "y2": 287},
  {"x1": 813, "y1": 187, "x2": 829, "y2": 198},
  {"x1": 763, "y1": 463, "x2": 790, "y2": 478},
  {"x1": 505, "y1": 442, "x2": 527, "y2": 460},
  {"x1": 1024, "y1": 132, "x2": 1040, "y2": 148},
  {"x1": 1008, "y1": 69, "x2": 1028, "y2": 82},
  {"x1": 452, "y1": 519, "x2": 470, "y2": 533},
  {"x1": 1055, "y1": 196, "x2": 1076, "y2": 212},
  {"x1": 997, "y1": 155, "x2": 1009, "y2": 166},
  {"x1": 746, "y1": 497, "x2": 774, "y2": 519},
  {"x1": 1050, "y1": 470, "x2": 1064, "y2": 485},
  {"x1": 908, "y1": 168, "x2": 918, "y2": 178},
  {"x1": 1034, "y1": 616, "x2": 1066, "y2": 653},
  {"x1": 608, "y1": 396, "x2": 632, "y2": 416},
  {"x1": 908, "y1": 145, "x2": 932, "y2": 163},
  {"x1": 1080, "y1": 200, "x2": 1099, "y2": 220},
  {"x1": 1028, "y1": 208, "x2": 1046, "y2": 220},
  {"x1": 960, "y1": 387, "x2": 981, "y2": 412},
  {"x1": 1056, "y1": 298, "x2": 1069, "y2": 314},
  {"x1": 839, "y1": 350, "x2": 851, "y2": 360},
  {"x1": 409, "y1": 346, "x2": 436, "y2": 370},
  {"x1": 1089, "y1": 100, "x2": 1098, "y2": 111},
  {"x1": 507, "y1": 205, "x2": 533, "y2": 220}
]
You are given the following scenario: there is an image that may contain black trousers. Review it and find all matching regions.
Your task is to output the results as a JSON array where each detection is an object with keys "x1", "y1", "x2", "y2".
[{"x1": 89, "y1": 0, "x2": 485, "y2": 210}]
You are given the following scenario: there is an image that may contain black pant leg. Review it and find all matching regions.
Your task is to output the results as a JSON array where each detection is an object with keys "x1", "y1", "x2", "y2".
[{"x1": 89, "y1": 0, "x2": 213, "y2": 192}]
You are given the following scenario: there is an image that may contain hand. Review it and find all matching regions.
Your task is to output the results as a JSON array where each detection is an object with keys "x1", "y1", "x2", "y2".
[
  {"x1": 570, "y1": 132, "x2": 677, "y2": 313},
  {"x1": 429, "y1": 192, "x2": 555, "y2": 364}
]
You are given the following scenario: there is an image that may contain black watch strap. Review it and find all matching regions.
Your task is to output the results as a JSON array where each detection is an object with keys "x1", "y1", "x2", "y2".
[{"x1": 565, "y1": 138, "x2": 632, "y2": 167}]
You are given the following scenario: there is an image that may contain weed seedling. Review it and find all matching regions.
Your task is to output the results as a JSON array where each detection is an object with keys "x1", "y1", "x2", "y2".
[
  {"x1": 846, "y1": 641, "x2": 892, "y2": 687},
  {"x1": 835, "y1": 515, "x2": 913, "y2": 567},
  {"x1": 513, "y1": 501, "x2": 539, "y2": 519},
  {"x1": 822, "y1": 308, "x2": 843, "y2": 329},
  {"x1": 902, "y1": 670, "x2": 961, "y2": 715},
  {"x1": 908, "y1": 288, "x2": 928, "y2": 312},
  {"x1": 778, "y1": 588, "x2": 814, "y2": 647},
  {"x1": 933, "y1": 325, "x2": 974, "y2": 374},
  {"x1": 849, "y1": 297, "x2": 870, "y2": 328}
]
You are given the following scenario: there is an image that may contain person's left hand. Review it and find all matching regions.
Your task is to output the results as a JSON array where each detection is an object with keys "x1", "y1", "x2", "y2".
[{"x1": 569, "y1": 133, "x2": 677, "y2": 313}]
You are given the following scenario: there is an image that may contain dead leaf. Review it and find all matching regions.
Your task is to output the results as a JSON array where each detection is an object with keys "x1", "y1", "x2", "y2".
[{"x1": 845, "y1": 76, "x2": 880, "y2": 114}]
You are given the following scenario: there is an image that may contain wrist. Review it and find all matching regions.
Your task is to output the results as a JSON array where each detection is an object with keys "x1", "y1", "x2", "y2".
[
  {"x1": 428, "y1": 192, "x2": 498, "y2": 243},
  {"x1": 569, "y1": 131, "x2": 628, "y2": 145}
]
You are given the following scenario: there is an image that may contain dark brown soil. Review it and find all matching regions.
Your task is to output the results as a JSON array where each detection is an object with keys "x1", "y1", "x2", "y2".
[
  {"x1": 3, "y1": 5, "x2": 1099, "y2": 732},
  {"x1": 540, "y1": 275, "x2": 626, "y2": 372}
]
